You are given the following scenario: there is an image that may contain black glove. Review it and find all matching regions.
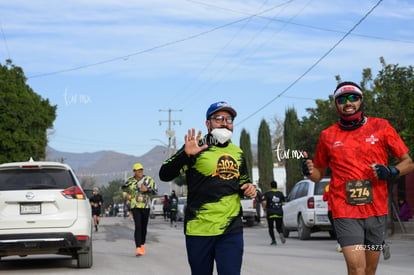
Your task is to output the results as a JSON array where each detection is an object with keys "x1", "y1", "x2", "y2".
[
  {"x1": 121, "y1": 181, "x2": 129, "y2": 190},
  {"x1": 374, "y1": 164, "x2": 400, "y2": 180},
  {"x1": 302, "y1": 158, "x2": 311, "y2": 176}
]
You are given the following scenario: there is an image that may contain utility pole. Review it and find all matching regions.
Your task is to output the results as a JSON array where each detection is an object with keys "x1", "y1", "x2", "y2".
[
  {"x1": 159, "y1": 108, "x2": 182, "y2": 157},
  {"x1": 159, "y1": 108, "x2": 182, "y2": 193}
]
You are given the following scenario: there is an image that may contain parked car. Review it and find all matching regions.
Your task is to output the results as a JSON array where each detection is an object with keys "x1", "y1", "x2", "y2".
[
  {"x1": 177, "y1": 197, "x2": 187, "y2": 221},
  {"x1": 240, "y1": 197, "x2": 264, "y2": 226},
  {"x1": 83, "y1": 188, "x2": 94, "y2": 199},
  {"x1": 282, "y1": 177, "x2": 333, "y2": 240},
  {"x1": 150, "y1": 197, "x2": 164, "y2": 218},
  {"x1": 0, "y1": 159, "x2": 93, "y2": 268}
]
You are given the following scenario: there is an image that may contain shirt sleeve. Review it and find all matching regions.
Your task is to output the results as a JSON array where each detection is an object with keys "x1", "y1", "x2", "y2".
[{"x1": 159, "y1": 146, "x2": 190, "y2": 181}]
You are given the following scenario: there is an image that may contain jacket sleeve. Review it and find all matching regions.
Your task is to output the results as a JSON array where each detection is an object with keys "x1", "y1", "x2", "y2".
[
  {"x1": 238, "y1": 154, "x2": 252, "y2": 197},
  {"x1": 122, "y1": 178, "x2": 133, "y2": 199},
  {"x1": 145, "y1": 176, "x2": 158, "y2": 195},
  {"x1": 159, "y1": 146, "x2": 190, "y2": 182}
]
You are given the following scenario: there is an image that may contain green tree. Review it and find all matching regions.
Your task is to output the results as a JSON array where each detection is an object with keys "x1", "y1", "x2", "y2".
[
  {"x1": 299, "y1": 98, "x2": 337, "y2": 157},
  {"x1": 284, "y1": 108, "x2": 303, "y2": 195},
  {"x1": 99, "y1": 179, "x2": 124, "y2": 209},
  {"x1": 257, "y1": 119, "x2": 273, "y2": 193},
  {"x1": 239, "y1": 128, "x2": 253, "y2": 183},
  {"x1": 369, "y1": 58, "x2": 414, "y2": 150},
  {"x1": 0, "y1": 60, "x2": 56, "y2": 162},
  {"x1": 271, "y1": 116, "x2": 284, "y2": 167},
  {"x1": 173, "y1": 174, "x2": 186, "y2": 186},
  {"x1": 173, "y1": 174, "x2": 187, "y2": 196}
]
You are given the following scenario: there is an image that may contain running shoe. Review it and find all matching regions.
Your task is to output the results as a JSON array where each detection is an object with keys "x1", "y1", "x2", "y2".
[
  {"x1": 279, "y1": 233, "x2": 286, "y2": 244},
  {"x1": 382, "y1": 242, "x2": 391, "y2": 260},
  {"x1": 135, "y1": 247, "x2": 142, "y2": 256}
]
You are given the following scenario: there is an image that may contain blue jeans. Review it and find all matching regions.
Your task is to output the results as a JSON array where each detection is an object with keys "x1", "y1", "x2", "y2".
[{"x1": 185, "y1": 232, "x2": 243, "y2": 275}]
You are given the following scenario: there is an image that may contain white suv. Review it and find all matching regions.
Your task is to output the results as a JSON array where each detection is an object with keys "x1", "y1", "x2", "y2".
[
  {"x1": 0, "y1": 159, "x2": 93, "y2": 268},
  {"x1": 282, "y1": 178, "x2": 333, "y2": 240},
  {"x1": 177, "y1": 196, "x2": 187, "y2": 221},
  {"x1": 150, "y1": 197, "x2": 164, "y2": 218}
]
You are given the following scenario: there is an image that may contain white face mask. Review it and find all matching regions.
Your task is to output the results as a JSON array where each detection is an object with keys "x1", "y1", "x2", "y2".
[{"x1": 211, "y1": 128, "x2": 233, "y2": 144}]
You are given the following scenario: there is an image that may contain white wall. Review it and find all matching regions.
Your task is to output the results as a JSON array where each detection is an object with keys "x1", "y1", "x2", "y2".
[{"x1": 252, "y1": 166, "x2": 286, "y2": 195}]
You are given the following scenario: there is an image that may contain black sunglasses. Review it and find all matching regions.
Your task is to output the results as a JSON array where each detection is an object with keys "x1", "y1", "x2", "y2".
[{"x1": 336, "y1": 94, "x2": 360, "y2": 104}]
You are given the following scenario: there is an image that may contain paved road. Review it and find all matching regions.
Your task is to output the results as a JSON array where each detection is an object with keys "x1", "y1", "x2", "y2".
[{"x1": 1, "y1": 216, "x2": 413, "y2": 274}]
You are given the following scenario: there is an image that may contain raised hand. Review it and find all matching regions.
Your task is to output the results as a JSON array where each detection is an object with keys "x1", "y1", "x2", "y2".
[{"x1": 184, "y1": 128, "x2": 208, "y2": 156}]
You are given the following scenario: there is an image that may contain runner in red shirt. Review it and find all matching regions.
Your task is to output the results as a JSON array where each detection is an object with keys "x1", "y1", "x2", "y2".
[{"x1": 302, "y1": 81, "x2": 414, "y2": 275}]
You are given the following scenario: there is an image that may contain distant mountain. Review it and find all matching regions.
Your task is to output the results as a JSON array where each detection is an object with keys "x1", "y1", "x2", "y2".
[
  {"x1": 46, "y1": 146, "x2": 171, "y2": 194},
  {"x1": 46, "y1": 143, "x2": 260, "y2": 196}
]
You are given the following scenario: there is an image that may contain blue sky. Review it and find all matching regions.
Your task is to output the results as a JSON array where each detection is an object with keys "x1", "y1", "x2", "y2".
[{"x1": 1, "y1": 0, "x2": 413, "y2": 157}]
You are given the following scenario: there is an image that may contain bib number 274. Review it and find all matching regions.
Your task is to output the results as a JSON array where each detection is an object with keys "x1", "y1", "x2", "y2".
[{"x1": 346, "y1": 179, "x2": 373, "y2": 205}]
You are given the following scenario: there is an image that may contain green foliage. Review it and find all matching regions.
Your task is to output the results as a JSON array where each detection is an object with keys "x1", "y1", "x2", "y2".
[
  {"x1": 370, "y1": 59, "x2": 414, "y2": 152},
  {"x1": 300, "y1": 99, "x2": 337, "y2": 156},
  {"x1": 284, "y1": 108, "x2": 303, "y2": 195},
  {"x1": 239, "y1": 128, "x2": 253, "y2": 183},
  {"x1": 0, "y1": 60, "x2": 57, "y2": 163},
  {"x1": 173, "y1": 174, "x2": 186, "y2": 186},
  {"x1": 98, "y1": 179, "x2": 124, "y2": 209},
  {"x1": 257, "y1": 119, "x2": 274, "y2": 193}
]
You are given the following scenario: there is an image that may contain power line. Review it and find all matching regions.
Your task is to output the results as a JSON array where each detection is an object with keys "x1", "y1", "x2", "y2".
[
  {"x1": 0, "y1": 22, "x2": 11, "y2": 60},
  {"x1": 236, "y1": 0, "x2": 384, "y2": 126},
  {"x1": 23, "y1": 0, "x2": 403, "y2": 81},
  {"x1": 191, "y1": 0, "x2": 311, "y2": 98},
  {"x1": 174, "y1": 0, "x2": 294, "y2": 108},
  {"x1": 191, "y1": 0, "x2": 414, "y2": 45},
  {"x1": 26, "y1": 3, "x2": 285, "y2": 80}
]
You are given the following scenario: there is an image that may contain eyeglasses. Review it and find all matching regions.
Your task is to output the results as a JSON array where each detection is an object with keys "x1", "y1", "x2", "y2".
[
  {"x1": 210, "y1": 115, "x2": 234, "y2": 124},
  {"x1": 336, "y1": 94, "x2": 360, "y2": 104}
]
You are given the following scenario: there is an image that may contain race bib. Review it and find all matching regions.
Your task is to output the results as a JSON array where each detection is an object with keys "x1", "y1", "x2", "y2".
[
  {"x1": 137, "y1": 195, "x2": 145, "y2": 202},
  {"x1": 346, "y1": 179, "x2": 373, "y2": 205}
]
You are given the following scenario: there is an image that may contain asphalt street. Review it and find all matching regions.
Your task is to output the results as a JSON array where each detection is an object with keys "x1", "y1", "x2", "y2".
[{"x1": 1, "y1": 216, "x2": 413, "y2": 274}]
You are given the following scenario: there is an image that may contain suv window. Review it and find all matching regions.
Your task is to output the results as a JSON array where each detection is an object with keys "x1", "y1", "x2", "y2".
[
  {"x1": 314, "y1": 180, "x2": 329, "y2": 195},
  {"x1": 0, "y1": 168, "x2": 75, "y2": 191},
  {"x1": 287, "y1": 183, "x2": 299, "y2": 201},
  {"x1": 296, "y1": 181, "x2": 309, "y2": 198}
]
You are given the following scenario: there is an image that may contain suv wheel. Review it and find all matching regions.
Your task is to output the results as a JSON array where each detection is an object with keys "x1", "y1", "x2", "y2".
[
  {"x1": 77, "y1": 243, "x2": 93, "y2": 268},
  {"x1": 298, "y1": 215, "x2": 311, "y2": 240}
]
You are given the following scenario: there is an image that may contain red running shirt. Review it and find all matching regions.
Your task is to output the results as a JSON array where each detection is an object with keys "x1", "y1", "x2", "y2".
[{"x1": 314, "y1": 117, "x2": 408, "y2": 219}]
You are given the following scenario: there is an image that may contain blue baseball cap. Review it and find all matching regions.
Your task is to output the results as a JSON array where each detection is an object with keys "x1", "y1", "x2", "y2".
[{"x1": 206, "y1": 101, "x2": 237, "y2": 120}]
